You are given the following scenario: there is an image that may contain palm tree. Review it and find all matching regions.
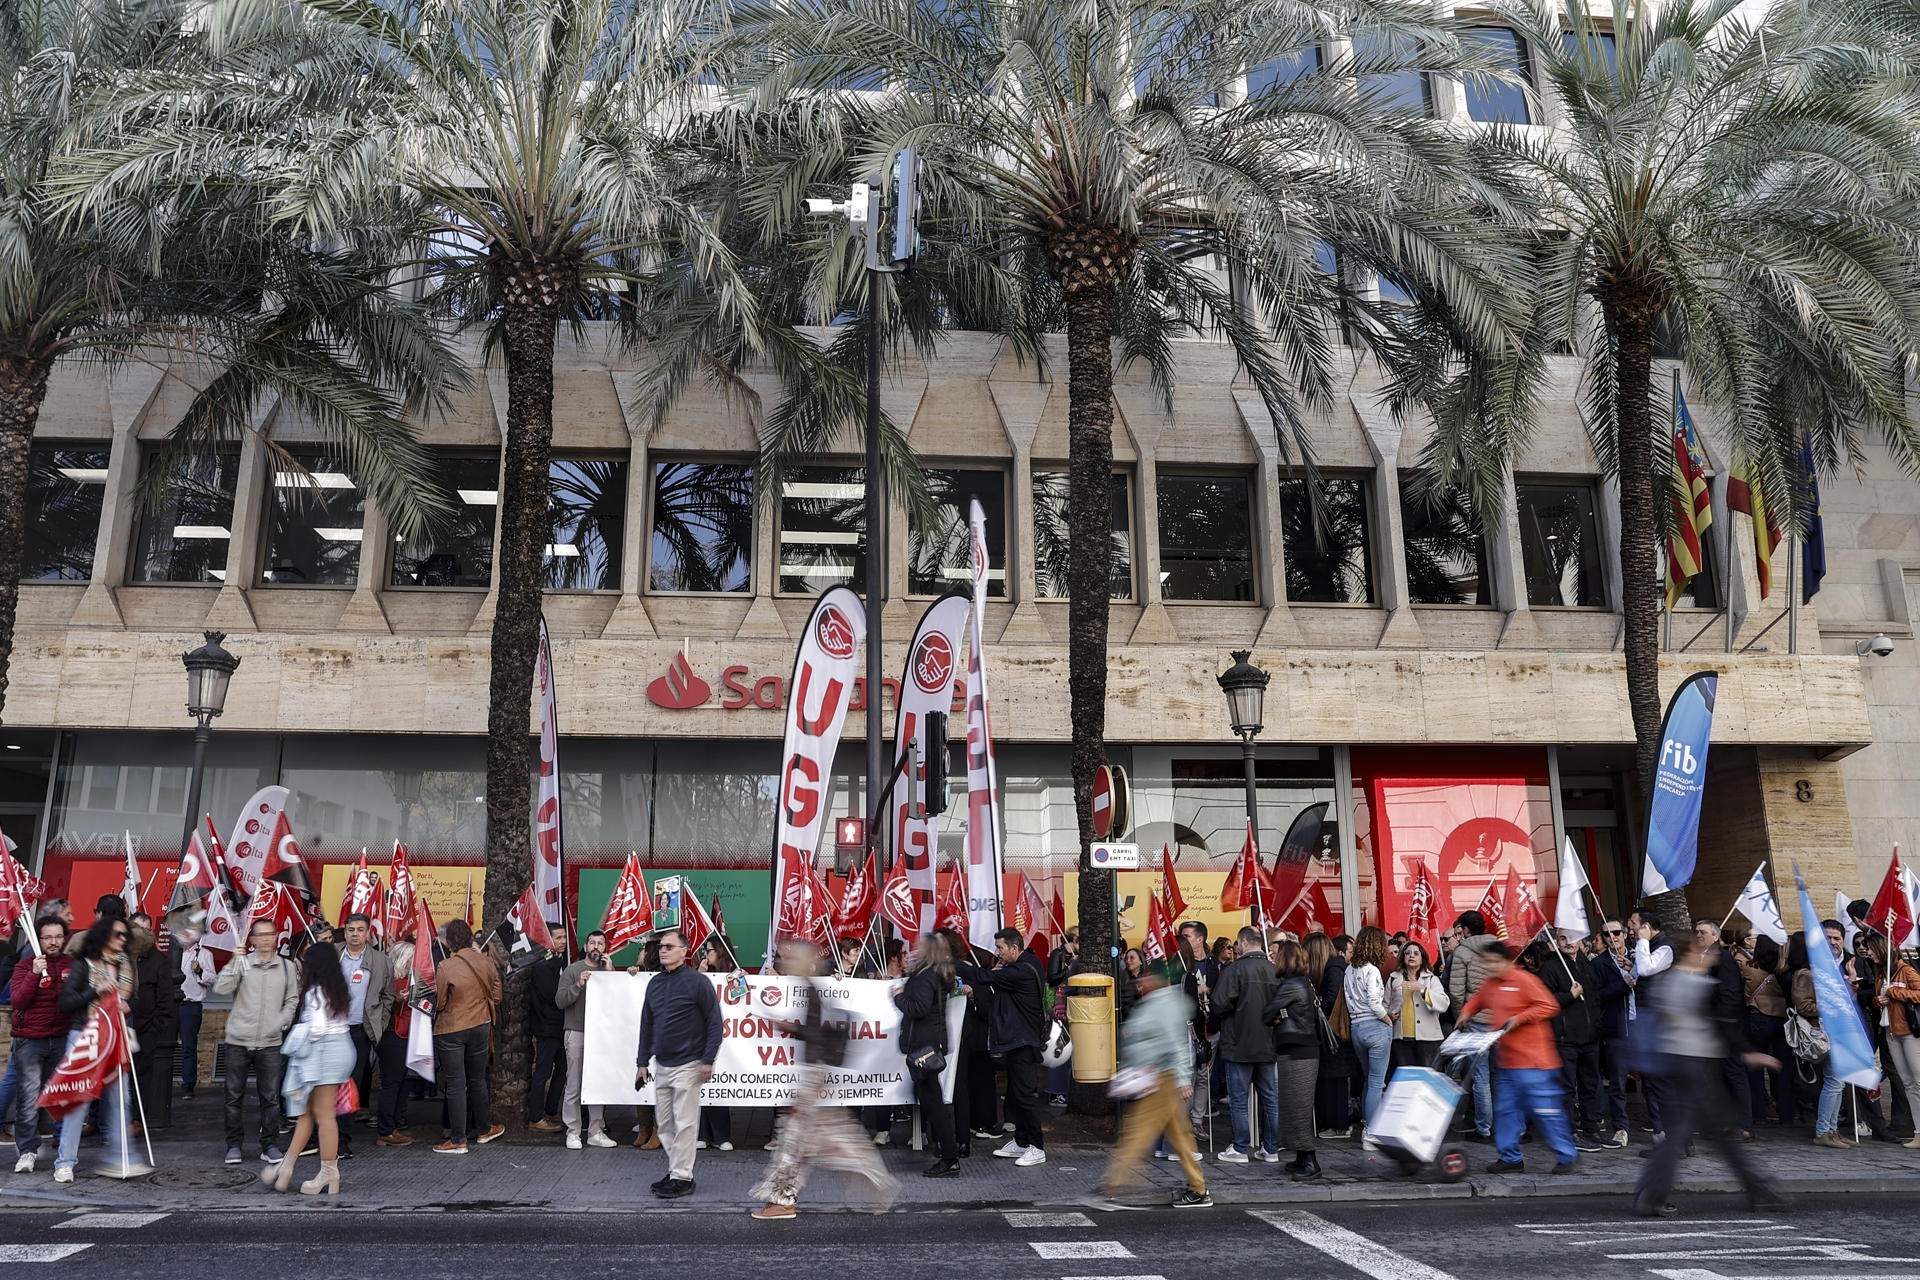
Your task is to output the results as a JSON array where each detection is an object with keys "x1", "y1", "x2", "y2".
[
  {"x1": 137, "y1": 0, "x2": 753, "y2": 1124},
  {"x1": 708, "y1": 0, "x2": 1535, "y2": 983},
  {"x1": 1424, "y1": 0, "x2": 1920, "y2": 932},
  {"x1": 1, "y1": 0, "x2": 457, "y2": 723}
]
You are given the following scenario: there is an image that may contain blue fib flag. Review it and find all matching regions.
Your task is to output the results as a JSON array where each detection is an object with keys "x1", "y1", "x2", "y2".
[
  {"x1": 1794, "y1": 864, "x2": 1880, "y2": 1087},
  {"x1": 1642, "y1": 671, "x2": 1717, "y2": 897}
]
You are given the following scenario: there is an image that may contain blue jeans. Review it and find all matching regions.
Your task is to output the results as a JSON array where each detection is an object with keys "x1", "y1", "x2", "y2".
[
  {"x1": 56, "y1": 1031, "x2": 132, "y2": 1173},
  {"x1": 1494, "y1": 1065, "x2": 1576, "y2": 1165},
  {"x1": 9, "y1": 1037, "x2": 68, "y2": 1155},
  {"x1": 1351, "y1": 1018, "x2": 1392, "y2": 1128},
  {"x1": 1225, "y1": 1059, "x2": 1280, "y2": 1154},
  {"x1": 0, "y1": 1047, "x2": 19, "y2": 1123},
  {"x1": 1816, "y1": 1062, "x2": 1845, "y2": 1135}
]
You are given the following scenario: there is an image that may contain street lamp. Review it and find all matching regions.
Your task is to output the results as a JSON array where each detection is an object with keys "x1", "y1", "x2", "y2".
[
  {"x1": 389, "y1": 770, "x2": 423, "y2": 844},
  {"x1": 178, "y1": 631, "x2": 240, "y2": 863},
  {"x1": 1216, "y1": 648, "x2": 1270, "y2": 846}
]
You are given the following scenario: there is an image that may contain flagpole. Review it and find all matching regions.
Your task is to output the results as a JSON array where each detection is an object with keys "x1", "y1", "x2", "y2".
[
  {"x1": 117, "y1": 1004, "x2": 156, "y2": 1169},
  {"x1": 1721, "y1": 862, "x2": 1767, "y2": 933}
]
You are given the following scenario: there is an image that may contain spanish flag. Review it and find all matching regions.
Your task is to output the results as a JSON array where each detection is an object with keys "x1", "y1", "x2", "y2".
[
  {"x1": 1665, "y1": 391, "x2": 1714, "y2": 608},
  {"x1": 1727, "y1": 465, "x2": 1783, "y2": 599}
]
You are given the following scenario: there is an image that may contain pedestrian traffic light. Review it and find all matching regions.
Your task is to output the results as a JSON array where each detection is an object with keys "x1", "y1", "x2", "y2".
[
  {"x1": 834, "y1": 816, "x2": 865, "y2": 874},
  {"x1": 922, "y1": 710, "x2": 949, "y2": 817}
]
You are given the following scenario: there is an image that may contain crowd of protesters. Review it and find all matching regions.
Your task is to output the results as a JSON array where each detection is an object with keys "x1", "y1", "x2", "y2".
[{"x1": 3, "y1": 888, "x2": 1917, "y2": 1215}]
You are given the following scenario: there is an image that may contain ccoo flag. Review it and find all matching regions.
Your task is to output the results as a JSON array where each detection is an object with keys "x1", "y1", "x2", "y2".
[
  {"x1": 1643, "y1": 671, "x2": 1717, "y2": 897},
  {"x1": 1794, "y1": 864, "x2": 1880, "y2": 1087}
]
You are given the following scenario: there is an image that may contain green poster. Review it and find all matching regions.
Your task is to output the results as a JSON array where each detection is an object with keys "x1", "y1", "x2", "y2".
[{"x1": 572, "y1": 868, "x2": 772, "y2": 969}]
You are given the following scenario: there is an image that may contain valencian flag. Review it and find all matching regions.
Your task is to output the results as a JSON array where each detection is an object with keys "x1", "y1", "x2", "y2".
[
  {"x1": 1794, "y1": 864, "x2": 1879, "y2": 1086},
  {"x1": 1727, "y1": 465, "x2": 1783, "y2": 599},
  {"x1": 600, "y1": 853, "x2": 653, "y2": 953},
  {"x1": 1868, "y1": 846, "x2": 1917, "y2": 949},
  {"x1": 1800, "y1": 435, "x2": 1826, "y2": 602},
  {"x1": 1644, "y1": 671, "x2": 1718, "y2": 896},
  {"x1": 1665, "y1": 389, "x2": 1714, "y2": 609},
  {"x1": 40, "y1": 989, "x2": 133, "y2": 1121},
  {"x1": 1160, "y1": 846, "x2": 1188, "y2": 920}
]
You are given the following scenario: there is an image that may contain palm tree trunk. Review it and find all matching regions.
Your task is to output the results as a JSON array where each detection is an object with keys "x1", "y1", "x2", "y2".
[
  {"x1": 483, "y1": 293, "x2": 559, "y2": 1130},
  {"x1": 1605, "y1": 300, "x2": 1688, "y2": 936},
  {"x1": 0, "y1": 352, "x2": 53, "y2": 724}
]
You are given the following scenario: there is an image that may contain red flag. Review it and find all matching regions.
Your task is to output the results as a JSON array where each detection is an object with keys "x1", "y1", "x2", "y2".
[
  {"x1": 1049, "y1": 883, "x2": 1066, "y2": 937},
  {"x1": 681, "y1": 888, "x2": 716, "y2": 957},
  {"x1": 1141, "y1": 893, "x2": 1172, "y2": 963},
  {"x1": 1478, "y1": 877, "x2": 1510, "y2": 941},
  {"x1": 599, "y1": 853, "x2": 653, "y2": 952},
  {"x1": 385, "y1": 843, "x2": 418, "y2": 943},
  {"x1": 260, "y1": 812, "x2": 317, "y2": 904},
  {"x1": 1868, "y1": 846, "x2": 1916, "y2": 949},
  {"x1": 803, "y1": 858, "x2": 837, "y2": 945},
  {"x1": 1010, "y1": 873, "x2": 1048, "y2": 941},
  {"x1": 832, "y1": 853, "x2": 878, "y2": 939},
  {"x1": 205, "y1": 816, "x2": 245, "y2": 902},
  {"x1": 935, "y1": 868, "x2": 969, "y2": 937},
  {"x1": 710, "y1": 894, "x2": 726, "y2": 940},
  {"x1": 247, "y1": 879, "x2": 313, "y2": 952},
  {"x1": 881, "y1": 853, "x2": 920, "y2": 946},
  {"x1": 1282, "y1": 880, "x2": 1337, "y2": 935},
  {"x1": 506, "y1": 883, "x2": 557, "y2": 953},
  {"x1": 39, "y1": 990, "x2": 132, "y2": 1121},
  {"x1": 1161, "y1": 845, "x2": 1188, "y2": 920},
  {"x1": 463, "y1": 874, "x2": 477, "y2": 929},
  {"x1": 0, "y1": 836, "x2": 45, "y2": 940},
  {"x1": 1220, "y1": 822, "x2": 1264, "y2": 917},
  {"x1": 1504, "y1": 866, "x2": 1548, "y2": 940},
  {"x1": 412, "y1": 898, "x2": 438, "y2": 986},
  {"x1": 1407, "y1": 861, "x2": 1438, "y2": 949}
]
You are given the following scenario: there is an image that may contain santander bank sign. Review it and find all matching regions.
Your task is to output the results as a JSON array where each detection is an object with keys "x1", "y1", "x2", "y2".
[{"x1": 646, "y1": 648, "x2": 947, "y2": 714}]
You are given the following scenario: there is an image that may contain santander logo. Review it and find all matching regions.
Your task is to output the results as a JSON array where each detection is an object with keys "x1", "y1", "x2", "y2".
[
  {"x1": 647, "y1": 651, "x2": 713, "y2": 710},
  {"x1": 912, "y1": 632, "x2": 954, "y2": 695},
  {"x1": 816, "y1": 605, "x2": 856, "y2": 660}
]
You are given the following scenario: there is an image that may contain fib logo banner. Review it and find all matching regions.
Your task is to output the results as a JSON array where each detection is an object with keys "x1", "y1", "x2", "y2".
[
  {"x1": 1643, "y1": 671, "x2": 1717, "y2": 897},
  {"x1": 580, "y1": 972, "x2": 964, "y2": 1107}
]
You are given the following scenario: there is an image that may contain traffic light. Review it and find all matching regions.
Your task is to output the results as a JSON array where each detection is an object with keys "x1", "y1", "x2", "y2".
[
  {"x1": 886, "y1": 145, "x2": 921, "y2": 269},
  {"x1": 833, "y1": 815, "x2": 866, "y2": 874},
  {"x1": 922, "y1": 710, "x2": 949, "y2": 817}
]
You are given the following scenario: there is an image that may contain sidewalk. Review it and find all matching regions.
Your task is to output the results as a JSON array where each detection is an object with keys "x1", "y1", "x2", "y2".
[{"x1": 5, "y1": 1093, "x2": 1918, "y2": 1215}]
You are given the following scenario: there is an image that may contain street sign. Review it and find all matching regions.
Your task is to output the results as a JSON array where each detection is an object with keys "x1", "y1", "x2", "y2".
[
  {"x1": 1090, "y1": 842, "x2": 1139, "y2": 870},
  {"x1": 1091, "y1": 765, "x2": 1131, "y2": 841}
]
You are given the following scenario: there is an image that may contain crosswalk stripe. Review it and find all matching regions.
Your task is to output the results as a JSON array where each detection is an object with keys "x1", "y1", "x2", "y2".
[
  {"x1": 1250, "y1": 1209, "x2": 1458, "y2": 1280},
  {"x1": 1030, "y1": 1242, "x2": 1135, "y2": 1259},
  {"x1": 0, "y1": 1246, "x2": 94, "y2": 1263},
  {"x1": 54, "y1": 1213, "x2": 169, "y2": 1230},
  {"x1": 1004, "y1": 1212, "x2": 1094, "y2": 1228}
]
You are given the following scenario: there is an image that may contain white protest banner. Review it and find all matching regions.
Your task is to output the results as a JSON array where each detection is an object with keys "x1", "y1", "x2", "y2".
[
  {"x1": 581, "y1": 972, "x2": 963, "y2": 1107},
  {"x1": 533, "y1": 616, "x2": 566, "y2": 937},
  {"x1": 892, "y1": 593, "x2": 969, "y2": 942},
  {"x1": 964, "y1": 499, "x2": 1006, "y2": 945},
  {"x1": 225, "y1": 785, "x2": 290, "y2": 899},
  {"x1": 768, "y1": 588, "x2": 866, "y2": 965}
]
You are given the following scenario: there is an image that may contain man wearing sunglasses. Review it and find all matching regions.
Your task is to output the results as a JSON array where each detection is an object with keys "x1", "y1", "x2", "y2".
[{"x1": 1588, "y1": 919, "x2": 1636, "y2": 1146}]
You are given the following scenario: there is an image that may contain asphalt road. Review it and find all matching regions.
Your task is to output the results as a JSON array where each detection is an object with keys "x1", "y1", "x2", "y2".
[{"x1": 2, "y1": 1195, "x2": 1916, "y2": 1280}]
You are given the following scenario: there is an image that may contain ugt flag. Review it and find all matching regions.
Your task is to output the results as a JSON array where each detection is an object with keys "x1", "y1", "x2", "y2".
[
  {"x1": 1795, "y1": 865, "x2": 1879, "y2": 1088},
  {"x1": 1643, "y1": 671, "x2": 1717, "y2": 896}
]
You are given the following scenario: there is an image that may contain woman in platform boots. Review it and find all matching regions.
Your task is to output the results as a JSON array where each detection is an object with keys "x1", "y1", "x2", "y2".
[{"x1": 264, "y1": 943, "x2": 355, "y2": 1195}]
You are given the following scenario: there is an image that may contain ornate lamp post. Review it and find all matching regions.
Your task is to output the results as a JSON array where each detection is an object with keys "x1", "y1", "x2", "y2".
[{"x1": 178, "y1": 631, "x2": 240, "y2": 860}]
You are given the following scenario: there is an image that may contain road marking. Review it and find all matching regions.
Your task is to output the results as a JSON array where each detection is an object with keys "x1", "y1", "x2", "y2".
[
  {"x1": 1250, "y1": 1209, "x2": 1458, "y2": 1280},
  {"x1": 1651, "y1": 1271, "x2": 1920, "y2": 1280},
  {"x1": 1515, "y1": 1220, "x2": 1779, "y2": 1230},
  {"x1": 1029, "y1": 1242, "x2": 1135, "y2": 1260},
  {"x1": 53, "y1": 1213, "x2": 168, "y2": 1230},
  {"x1": 1004, "y1": 1211, "x2": 1094, "y2": 1228},
  {"x1": 1608, "y1": 1245, "x2": 1900, "y2": 1263},
  {"x1": 0, "y1": 1246, "x2": 94, "y2": 1263}
]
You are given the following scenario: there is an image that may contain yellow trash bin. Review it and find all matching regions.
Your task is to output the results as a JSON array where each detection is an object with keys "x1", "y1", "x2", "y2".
[{"x1": 1066, "y1": 973, "x2": 1116, "y2": 1083}]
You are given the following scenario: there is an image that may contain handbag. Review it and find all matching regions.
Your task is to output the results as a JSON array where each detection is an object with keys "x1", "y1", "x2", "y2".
[
  {"x1": 335, "y1": 1077, "x2": 360, "y2": 1115},
  {"x1": 1108, "y1": 1065, "x2": 1157, "y2": 1100},
  {"x1": 1328, "y1": 989, "x2": 1352, "y2": 1042},
  {"x1": 906, "y1": 1044, "x2": 947, "y2": 1077}
]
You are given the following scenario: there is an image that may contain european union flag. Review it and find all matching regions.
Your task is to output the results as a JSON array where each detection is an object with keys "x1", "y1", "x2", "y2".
[{"x1": 1799, "y1": 436, "x2": 1825, "y2": 603}]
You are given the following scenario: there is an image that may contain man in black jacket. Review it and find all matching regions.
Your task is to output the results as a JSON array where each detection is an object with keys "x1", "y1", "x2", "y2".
[
  {"x1": 959, "y1": 928, "x2": 1048, "y2": 1166},
  {"x1": 526, "y1": 946, "x2": 566, "y2": 1130},
  {"x1": 1209, "y1": 927, "x2": 1280, "y2": 1161},
  {"x1": 1541, "y1": 929, "x2": 1605, "y2": 1148},
  {"x1": 1589, "y1": 919, "x2": 1635, "y2": 1146},
  {"x1": 635, "y1": 931, "x2": 722, "y2": 1198}
]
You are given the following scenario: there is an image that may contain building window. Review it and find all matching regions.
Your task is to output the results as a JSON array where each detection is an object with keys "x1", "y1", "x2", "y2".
[
  {"x1": 648, "y1": 461, "x2": 752, "y2": 593},
  {"x1": 130, "y1": 449, "x2": 240, "y2": 584},
  {"x1": 1247, "y1": 46, "x2": 1321, "y2": 97},
  {"x1": 23, "y1": 446, "x2": 109, "y2": 581},
  {"x1": 909, "y1": 469, "x2": 1007, "y2": 597},
  {"x1": 391, "y1": 453, "x2": 497, "y2": 588},
  {"x1": 1352, "y1": 31, "x2": 1432, "y2": 117},
  {"x1": 261, "y1": 452, "x2": 364, "y2": 585},
  {"x1": 1279, "y1": 475, "x2": 1375, "y2": 604},
  {"x1": 1401, "y1": 480, "x2": 1490, "y2": 605},
  {"x1": 779, "y1": 466, "x2": 865, "y2": 595},
  {"x1": 1033, "y1": 471, "x2": 1133, "y2": 600},
  {"x1": 1157, "y1": 474, "x2": 1255, "y2": 602},
  {"x1": 546, "y1": 458, "x2": 626, "y2": 591},
  {"x1": 1463, "y1": 28, "x2": 1533, "y2": 124},
  {"x1": 1517, "y1": 480, "x2": 1605, "y2": 606}
]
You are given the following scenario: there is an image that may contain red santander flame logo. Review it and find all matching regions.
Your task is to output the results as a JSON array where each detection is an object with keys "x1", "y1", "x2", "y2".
[
  {"x1": 647, "y1": 651, "x2": 712, "y2": 710},
  {"x1": 912, "y1": 632, "x2": 954, "y2": 695},
  {"x1": 815, "y1": 605, "x2": 856, "y2": 660}
]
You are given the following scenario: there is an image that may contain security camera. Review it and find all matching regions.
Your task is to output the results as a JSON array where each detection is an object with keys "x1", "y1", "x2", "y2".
[{"x1": 1856, "y1": 633, "x2": 1895, "y2": 658}]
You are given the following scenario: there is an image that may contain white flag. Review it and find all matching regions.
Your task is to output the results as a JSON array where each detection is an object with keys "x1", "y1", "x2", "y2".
[
  {"x1": 1554, "y1": 836, "x2": 1591, "y2": 941},
  {"x1": 406, "y1": 1010, "x2": 436, "y2": 1083},
  {"x1": 1837, "y1": 891, "x2": 1859, "y2": 953},
  {"x1": 1733, "y1": 862, "x2": 1789, "y2": 945},
  {"x1": 1901, "y1": 862, "x2": 1920, "y2": 949},
  {"x1": 120, "y1": 832, "x2": 142, "y2": 913}
]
